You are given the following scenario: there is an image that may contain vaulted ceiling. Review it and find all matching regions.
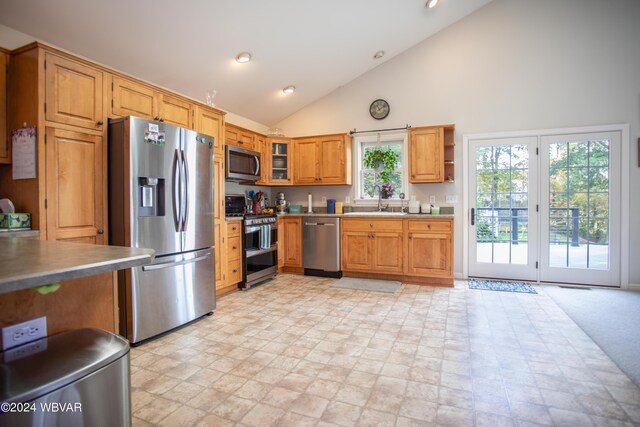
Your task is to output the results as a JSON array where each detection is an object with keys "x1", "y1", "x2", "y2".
[{"x1": 0, "y1": 0, "x2": 492, "y2": 126}]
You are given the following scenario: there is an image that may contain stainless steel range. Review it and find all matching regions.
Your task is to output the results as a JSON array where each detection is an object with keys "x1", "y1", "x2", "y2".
[{"x1": 225, "y1": 195, "x2": 278, "y2": 290}]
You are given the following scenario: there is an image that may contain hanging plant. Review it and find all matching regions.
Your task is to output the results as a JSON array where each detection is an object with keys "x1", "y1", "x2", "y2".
[{"x1": 363, "y1": 147, "x2": 399, "y2": 183}]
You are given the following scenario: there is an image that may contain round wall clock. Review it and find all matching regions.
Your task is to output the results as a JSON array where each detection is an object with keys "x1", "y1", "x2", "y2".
[{"x1": 369, "y1": 99, "x2": 390, "y2": 120}]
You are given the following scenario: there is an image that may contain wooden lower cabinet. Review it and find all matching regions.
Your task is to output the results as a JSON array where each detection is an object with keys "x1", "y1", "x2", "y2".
[
  {"x1": 372, "y1": 232, "x2": 404, "y2": 274},
  {"x1": 220, "y1": 220, "x2": 242, "y2": 296},
  {"x1": 282, "y1": 216, "x2": 302, "y2": 272},
  {"x1": 341, "y1": 217, "x2": 453, "y2": 286},
  {"x1": 341, "y1": 222, "x2": 402, "y2": 274},
  {"x1": 406, "y1": 232, "x2": 451, "y2": 276},
  {"x1": 341, "y1": 232, "x2": 373, "y2": 272}
]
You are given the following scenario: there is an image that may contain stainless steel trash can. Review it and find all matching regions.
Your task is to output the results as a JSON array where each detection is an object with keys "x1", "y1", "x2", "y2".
[{"x1": 0, "y1": 328, "x2": 131, "y2": 427}]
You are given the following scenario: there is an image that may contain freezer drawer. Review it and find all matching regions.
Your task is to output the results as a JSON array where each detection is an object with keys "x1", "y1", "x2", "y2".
[
  {"x1": 125, "y1": 248, "x2": 215, "y2": 343},
  {"x1": 303, "y1": 218, "x2": 341, "y2": 272}
]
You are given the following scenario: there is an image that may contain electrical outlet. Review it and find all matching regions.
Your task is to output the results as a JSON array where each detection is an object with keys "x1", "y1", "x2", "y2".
[
  {"x1": 445, "y1": 195, "x2": 458, "y2": 204},
  {"x1": 429, "y1": 196, "x2": 436, "y2": 204},
  {"x1": 2, "y1": 316, "x2": 47, "y2": 350},
  {"x1": 321, "y1": 196, "x2": 327, "y2": 204}
]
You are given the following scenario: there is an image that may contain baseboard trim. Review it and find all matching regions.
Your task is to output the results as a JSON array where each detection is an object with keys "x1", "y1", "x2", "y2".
[
  {"x1": 454, "y1": 272, "x2": 466, "y2": 280},
  {"x1": 628, "y1": 283, "x2": 640, "y2": 292}
]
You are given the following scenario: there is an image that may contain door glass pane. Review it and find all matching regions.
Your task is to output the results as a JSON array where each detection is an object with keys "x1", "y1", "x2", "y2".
[
  {"x1": 475, "y1": 145, "x2": 528, "y2": 265},
  {"x1": 548, "y1": 139, "x2": 609, "y2": 270}
]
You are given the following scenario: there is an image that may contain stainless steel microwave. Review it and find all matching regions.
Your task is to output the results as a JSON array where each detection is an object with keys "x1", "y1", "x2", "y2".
[{"x1": 225, "y1": 145, "x2": 261, "y2": 182}]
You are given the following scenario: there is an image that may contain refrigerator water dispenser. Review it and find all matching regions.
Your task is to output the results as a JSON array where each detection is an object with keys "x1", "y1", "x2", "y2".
[{"x1": 138, "y1": 177, "x2": 165, "y2": 217}]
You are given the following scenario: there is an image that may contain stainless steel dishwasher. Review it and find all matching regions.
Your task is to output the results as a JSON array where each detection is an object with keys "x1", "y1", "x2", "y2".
[{"x1": 303, "y1": 217, "x2": 342, "y2": 278}]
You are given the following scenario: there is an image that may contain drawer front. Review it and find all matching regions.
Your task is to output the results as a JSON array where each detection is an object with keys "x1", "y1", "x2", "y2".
[
  {"x1": 227, "y1": 236, "x2": 242, "y2": 261},
  {"x1": 341, "y1": 218, "x2": 403, "y2": 232},
  {"x1": 227, "y1": 259, "x2": 242, "y2": 284},
  {"x1": 227, "y1": 221, "x2": 242, "y2": 237},
  {"x1": 407, "y1": 219, "x2": 452, "y2": 233}
]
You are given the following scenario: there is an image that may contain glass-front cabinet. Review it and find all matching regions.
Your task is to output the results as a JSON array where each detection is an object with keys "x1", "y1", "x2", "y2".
[{"x1": 267, "y1": 138, "x2": 292, "y2": 185}]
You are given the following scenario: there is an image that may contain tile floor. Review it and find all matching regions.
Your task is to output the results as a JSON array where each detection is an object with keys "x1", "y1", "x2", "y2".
[{"x1": 130, "y1": 275, "x2": 640, "y2": 426}]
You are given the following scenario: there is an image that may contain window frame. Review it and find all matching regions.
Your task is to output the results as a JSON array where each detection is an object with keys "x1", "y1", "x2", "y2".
[{"x1": 354, "y1": 131, "x2": 409, "y2": 204}]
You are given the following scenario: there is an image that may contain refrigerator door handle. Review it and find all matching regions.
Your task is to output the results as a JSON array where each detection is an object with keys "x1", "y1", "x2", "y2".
[
  {"x1": 142, "y1": 251, "x2": 212, "y2": 271},
  {"x1": 172, "y1": 149, "x2": 182, "y2": 232},
  {"x1": 181, "y1": 149, "x2": 189, "y2": 232}
]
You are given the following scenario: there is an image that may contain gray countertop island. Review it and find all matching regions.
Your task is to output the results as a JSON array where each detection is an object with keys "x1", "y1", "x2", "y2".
[{"x1": 0, "y1": 238, "x2": 154, "y2": 295}]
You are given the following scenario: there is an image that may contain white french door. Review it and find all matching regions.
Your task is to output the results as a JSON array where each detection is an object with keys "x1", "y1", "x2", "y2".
[
  {"x1": 468, "y1": 137, "x2": 539, "y2": 281},
  {"x1": 468, "y1": 129, "x2": 622, "y2": 287},
  {"x1": 539, "y1": 132, "x2": 620, "y2": 286}
]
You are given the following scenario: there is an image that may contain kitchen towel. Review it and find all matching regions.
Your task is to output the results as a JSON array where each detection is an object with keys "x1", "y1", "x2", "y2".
[{"x1": 260, "y1": 224, "x2": 272, "y2": 249}]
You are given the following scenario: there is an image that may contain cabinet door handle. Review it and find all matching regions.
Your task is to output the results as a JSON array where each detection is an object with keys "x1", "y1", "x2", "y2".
[
  {"x1": 233, "y1": 269, "x2": 238, "y2": 273},
  {"x1": 97, "y1": 120, "x2": 103, "y2": 126},
  {"x1": 408, "y1": 233, "x2": 412, "y2": 240},
  {"x1": 369, "y1": 224, "x2": 373, "y2": 228},
  {"x1": 97, "y1": 228, "x2": 104, "y2": 235},
  {"x1": 428, "y1": 224, "x2": 431, "y2": 230},
  {"x1": 412, "y1": 174, "x2": 416, "y2": 178},
  {"x1": 232, "y1": 246, "x2": 237, "y2": 250},
  {"x1": 154, "y1": 116, "x2": 160, "y2": 121},
  {"x1": 159, "y1": 118, "x2": 165, "y2": 122}
]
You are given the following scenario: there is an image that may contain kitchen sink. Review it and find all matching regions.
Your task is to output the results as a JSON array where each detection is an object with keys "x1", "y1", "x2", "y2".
[{"x1": 343, "y1": 212, "x2": 407, "y2": 216}]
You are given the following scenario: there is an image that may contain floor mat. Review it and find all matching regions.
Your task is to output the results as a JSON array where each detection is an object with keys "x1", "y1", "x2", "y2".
[
  {"x1": 469, "y1": 279, "x2": 537, "y2": 294},
  {"x1": 331, "y1": 277, "x2": 401, "y2": 293}
]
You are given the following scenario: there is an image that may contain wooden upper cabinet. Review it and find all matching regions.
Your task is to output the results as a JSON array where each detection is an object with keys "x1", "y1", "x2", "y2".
[
  {"x1": 293, "y1": 134, "x2": 351, "y2": 185},
  {"x1": 225, "y1": 124, "x2": 256, "y2": 151},
  {"x1": 110, "y1": 76, "x2": 154, "y2": 119},
  {"x1": 156, "y1": 93, "x2": 192, "y2": 129},
  {"x1": 293, "y1": 138, "x2": 320, "y2": 184},
  {"x1": 266, "y1": 138, "x2": 293, "y2": 185},
  {"x1": 319, "y1": 135, "x2": 349, "y2": 184},
  {"x1": 45, "y1": 53, "x2": 104, "y2": 131},
  {"x1": 195, "y1": 106, "x2": 223, "y2": 151},
  {"x1": 409, "y1": 126, "x2": 444, "y2": 183},
  {"x1": 0, "y1": 52, "x2": 8, "y2": 164},
  {"x1": 45, "y1": 127, "x2": 105, "y2": 244}
]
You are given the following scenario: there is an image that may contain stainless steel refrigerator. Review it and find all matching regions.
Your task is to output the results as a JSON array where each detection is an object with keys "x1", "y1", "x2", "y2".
[{"x1": 109, "y1": 116, "x2": 215, "y2": 344}]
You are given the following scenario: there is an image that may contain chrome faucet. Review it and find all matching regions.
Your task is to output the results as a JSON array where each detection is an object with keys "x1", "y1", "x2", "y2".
[{"x1": 374, "y1": 185, "x2": 388, "y2": 212}]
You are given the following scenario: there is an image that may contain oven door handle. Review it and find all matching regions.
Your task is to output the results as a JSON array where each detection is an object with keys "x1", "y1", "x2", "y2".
[{"x1": 245, "y1": 244, "x2": 277, "y2": 258}]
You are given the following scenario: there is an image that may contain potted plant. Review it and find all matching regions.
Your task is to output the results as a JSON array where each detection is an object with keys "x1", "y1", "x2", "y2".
[{"x1": 363, "y1": 147, "x2": 399, "y2": 195}]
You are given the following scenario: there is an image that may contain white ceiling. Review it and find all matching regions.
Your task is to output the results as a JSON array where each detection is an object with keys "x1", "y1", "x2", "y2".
[{"x1": 0, "y1": 0, "x2": 492, "y2": 126}]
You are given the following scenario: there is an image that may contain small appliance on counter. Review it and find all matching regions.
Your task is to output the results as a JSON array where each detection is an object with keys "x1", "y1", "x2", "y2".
[
  {"x1": 275, "y1": 192, "x2": 288, "y2": 214},
  {"x1": 421, "y1": 203, "x2": 431, "y2": 214},
  {"x1": 409, "y1": 198, "x2": 420, "y2": 214},
  {"x1": 289, "y1": 204, "x2": 303, "y2": 214}
]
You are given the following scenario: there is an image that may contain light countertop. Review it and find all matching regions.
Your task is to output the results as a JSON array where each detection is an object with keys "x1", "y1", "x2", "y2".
[
  {"x1": 0, "y1": 230, "x2": 40, "y2": 238},
  {"x1": 0, "y1": 239, "x2": 155, "y2": 295},
  {"x1": 278, "y1": 213, "x2": 454, "y2": 219}
]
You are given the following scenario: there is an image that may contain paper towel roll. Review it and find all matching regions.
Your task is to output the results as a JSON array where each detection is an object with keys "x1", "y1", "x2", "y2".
[{"x1": 308, "y1": 193, "x2": 313, "y2": 213}]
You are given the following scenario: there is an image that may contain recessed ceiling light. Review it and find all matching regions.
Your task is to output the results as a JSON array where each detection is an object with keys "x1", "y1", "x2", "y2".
[
  {"x1": 373, "y1": 50, "x2": 385, "y2": 59},
  {"x1": 282, "y1": 85, "x2": 296, "y2": 94},
  {"x1": 426, "y1": 0, "x2": 438, "y2": 8},
  {"x1": 235, "y1": 52, "x2": 252, "y2": 63}
]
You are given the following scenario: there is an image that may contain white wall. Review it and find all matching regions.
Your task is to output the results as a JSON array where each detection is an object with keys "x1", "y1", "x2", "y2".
[{"x1": 276, "y1": 0, "x2": 640, "y2": 284}]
